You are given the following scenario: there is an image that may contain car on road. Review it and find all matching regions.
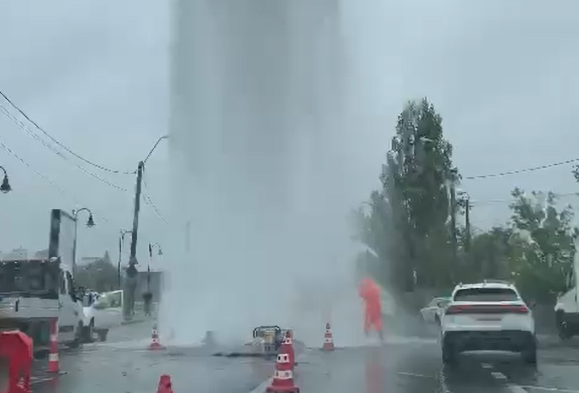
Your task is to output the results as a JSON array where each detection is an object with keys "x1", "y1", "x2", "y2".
[
  {"x1": 83, "y1": 290, "x2": 123, "y2": 342},
  {"x1": 420, "y1": 297, "x2": 451, "y2": 324},
  {"x1": 554, "y1": 250, "x2": 579, "y2": 341},
  {"x1": 440, "y1": 280, "x2": 536, "y2": 364}
]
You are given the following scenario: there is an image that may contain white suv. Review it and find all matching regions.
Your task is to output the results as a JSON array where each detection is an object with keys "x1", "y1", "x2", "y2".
[{"x1": 440, "y1": 280, "x2": 536, "y2": 364}]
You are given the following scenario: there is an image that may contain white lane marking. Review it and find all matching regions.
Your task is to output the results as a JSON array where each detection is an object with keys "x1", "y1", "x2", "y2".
[
  {"x1": 480, "y1": 361, "x2": 529, "y2": 393},
  {"x1": 397, "y1": 371, "x2": 435, "y2": 379},
  {"x1": 517, "y1": 386, "x2": 579, "y2": 393},
  {"x1": 247, "y1": 378, "x2": 273, "y2": 393},
  {"x1": 506, "y1": 384, "x2": 528, "y2": 393},
  {"x1": 30, "y1": 376, "x2": 55, "y2": 385}
]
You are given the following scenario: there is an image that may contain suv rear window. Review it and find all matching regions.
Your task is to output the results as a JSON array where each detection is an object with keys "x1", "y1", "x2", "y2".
[{"x1": 453, "y1": 287, "x2": 519, "y2": 302}]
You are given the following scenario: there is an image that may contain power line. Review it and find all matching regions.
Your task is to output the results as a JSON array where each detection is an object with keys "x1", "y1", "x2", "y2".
[
  {"x1": 471, "y1": 191, "x2": 579, "y2": 207},
  {"x1": 142, "y1": 170, "x2": 168, "y2": 224},
  {"x1": 0, "y1": 136, "x2": 114, "y2": 225},
  {"x1": 463, "y1": 158, "x2": 579, "y2": 180},
  {"x1": 0, "y1": 103, "x2": 129, "y2": 192},
  {"x1": 0, "y1": 89, "x2": 135, "y2": 175}
]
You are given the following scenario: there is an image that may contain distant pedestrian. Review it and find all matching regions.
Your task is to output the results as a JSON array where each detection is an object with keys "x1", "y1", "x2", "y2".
[{"x1": 143, "y1": 291, "x2": 153, "y2": 317}]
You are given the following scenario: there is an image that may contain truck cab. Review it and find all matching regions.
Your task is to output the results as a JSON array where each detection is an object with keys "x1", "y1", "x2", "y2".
[{"x1": 0, "y1": 257, "x2": 86, "y2": 351}]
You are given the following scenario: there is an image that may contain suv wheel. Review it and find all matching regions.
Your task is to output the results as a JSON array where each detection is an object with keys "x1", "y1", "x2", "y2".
[
  {"x1": 442, "y1": 340, "x2": 456, "y2": 364},
  {"x1": 521, "y1": 339, "x2": 537, "y2": 364}
]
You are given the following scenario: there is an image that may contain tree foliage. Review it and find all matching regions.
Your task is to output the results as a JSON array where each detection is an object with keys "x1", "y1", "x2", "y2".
[
  {"x1": 352, "y1": 98, "x2": 458, "y2": 291},
  {"x1": 352, "y1": 98, "x2": 578, "y2": 302},
  {"x1": 76, "y1": 251, "x2": 118, "y2": 293},
  {"x1": 506, "y1": 189, "x2": 577, "y2": 301}
]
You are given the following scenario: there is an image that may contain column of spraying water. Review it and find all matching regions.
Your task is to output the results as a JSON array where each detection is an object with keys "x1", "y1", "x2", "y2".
[{"x1": 164, "y1": 0, "x2": 367, "y2": 347}]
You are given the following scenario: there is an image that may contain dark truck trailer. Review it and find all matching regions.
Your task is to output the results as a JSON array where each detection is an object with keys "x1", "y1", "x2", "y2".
[{"x1": 0, "y1": 258, "x2": 63, "y2": 354}]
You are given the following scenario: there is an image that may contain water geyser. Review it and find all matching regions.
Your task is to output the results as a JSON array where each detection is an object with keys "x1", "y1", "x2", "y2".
[{"x1": 160, "y1": 0, "x2": 368, "y2": 347}]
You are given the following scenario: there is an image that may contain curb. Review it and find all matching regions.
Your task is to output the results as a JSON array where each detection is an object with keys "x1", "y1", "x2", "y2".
[{"x1": 121, "y1": 319, "x2": 146, "y2": 325}]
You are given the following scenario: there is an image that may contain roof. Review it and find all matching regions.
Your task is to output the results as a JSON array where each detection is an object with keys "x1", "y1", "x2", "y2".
[
  {"x1": 0, "y1": 258, "x2": 49, "y2": 263},
  {"x1": 454, "y1": 281, "x2": 516, "y2": 291}
]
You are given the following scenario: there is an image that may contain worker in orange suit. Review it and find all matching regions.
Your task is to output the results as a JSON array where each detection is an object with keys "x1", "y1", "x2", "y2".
[{"x1": 358, "y1": 277, "x2": 384, "y2": 341}]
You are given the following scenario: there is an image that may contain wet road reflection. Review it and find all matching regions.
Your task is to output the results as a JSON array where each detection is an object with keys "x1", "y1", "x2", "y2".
[{"x1": 21, "y1": 326, "x2": 579, "y2": 393}]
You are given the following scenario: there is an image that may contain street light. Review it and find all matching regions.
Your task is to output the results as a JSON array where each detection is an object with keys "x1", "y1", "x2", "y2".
[
  {"x1": 118, "y1": 230, "x2": 132, "y2": 288},
  {"x1": 147, "y1": 243, "x2": 163, "y2": 292},
  {"x1": 0, "y1": 166, "x2": 11, "y2": 194},
  {"x1": 72, "y1": 207, "x2": 95, "y2": 276},
  {"x1": 149, "y1": 242, "x2": 163, "y2": 257}
]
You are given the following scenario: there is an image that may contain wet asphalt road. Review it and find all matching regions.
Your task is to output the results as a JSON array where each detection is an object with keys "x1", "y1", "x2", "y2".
[{"x1": 25, "y1": 322, "x2": 579, "y2": 393}]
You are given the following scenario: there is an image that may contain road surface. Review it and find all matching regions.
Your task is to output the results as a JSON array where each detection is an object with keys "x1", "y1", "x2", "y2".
[{"x1": 22, "y1": 323, "x2": 579, "y2": 393}]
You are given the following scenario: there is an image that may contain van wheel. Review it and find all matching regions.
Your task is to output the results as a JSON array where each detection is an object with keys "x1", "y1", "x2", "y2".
[
  {"x1": 68, "y1": 322, "x2": 83, "y2": 348},
  {"x1": 83, "y1": 320, "x2": 94, "y2": 343},
  {"x1": 98, "y1": 329, "x2": 109, "y2": 342},
  {"x1": 557, "y1": 311, "x2": 573, "y2": 340},
  {"x1": 442, "y1": 340, "x2": 456, "y2": 365}
]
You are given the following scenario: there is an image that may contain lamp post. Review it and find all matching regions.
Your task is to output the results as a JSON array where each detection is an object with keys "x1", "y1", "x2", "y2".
[
  {"x1": 0, "y1": 166, "x2": 12, "y2": 193},
  {"x1": 118, "y1": 230, "x2": 132, "y2": 288},
  {"x1": 144, "y1": 242, "x2": 162, "y2": 317},
  {"x1": 71, "y1": 207, "x2": 95, "y2": 276},
  {"x1": 147, "y1": 243, "x2": 163, "y2": 292}
]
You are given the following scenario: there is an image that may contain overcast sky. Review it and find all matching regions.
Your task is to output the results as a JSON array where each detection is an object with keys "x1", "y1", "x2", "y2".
[{"x1": 1, "y1": 0, "x2": 578, "y2": 261}]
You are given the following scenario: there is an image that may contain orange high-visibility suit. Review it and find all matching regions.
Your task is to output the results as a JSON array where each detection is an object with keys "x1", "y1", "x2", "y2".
[{"x1": 358, "y1": 278, "x2": 383, "y2": 335}]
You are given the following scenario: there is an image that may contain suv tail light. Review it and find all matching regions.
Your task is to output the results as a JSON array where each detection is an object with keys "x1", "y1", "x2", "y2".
[
  {"x1": 445, "y1": 305, "x2": 469, "y2": 315},
  {"x1": 504, "y1": 305, "x2": 529, "y2": 314},
  {"x1": 445, "y1": 304, "x2": 529, "y2": 315}
]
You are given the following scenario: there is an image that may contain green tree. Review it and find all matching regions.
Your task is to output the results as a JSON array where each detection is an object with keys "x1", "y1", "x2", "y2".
[
  {"x1": 349, "y1": 190, "x2": 392, "y2": 287},
  {"x1": 352, "y1": 98, "x2": 459, "y2": 291},
  {"x1": 507, "y1": 188, "x2": 577, "y2": 301},
  {"x1": 34, "y1": 249, "x2": 49, "y2": 258},
  {"x1": 391, "y1": 98, "x2": 458, "y2": 288},
  {"x1": 462, "y1": 227, "x2": 513, "y2": 283},
  {"x1": 76, "y1": 251, "x2": 118, "y2": 292}
]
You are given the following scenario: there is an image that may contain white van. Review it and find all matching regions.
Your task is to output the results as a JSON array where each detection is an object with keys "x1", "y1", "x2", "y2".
[{"x1": 83, "y1": 290, "x2": 123, "y2": 341}]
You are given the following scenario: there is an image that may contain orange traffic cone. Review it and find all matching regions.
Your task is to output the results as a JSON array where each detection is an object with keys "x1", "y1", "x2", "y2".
[
  {"x1": 279, "y1": 330, "x2": 295, "y2": 368},
  {"x1": 156, "y1": 374, "x2": 173, "y2": 393},
  {"x1": 47, "y1": 318, "x2": 60, "y2": 373},
  {"x1": 266, "y1": 353, "x2": 299, "y2": 393},
  {"x1": 10, "y1": 374, "x2": 31, "y2": 393},
  {"x1": 321, "y1": 322, "x2": 334, "y2": 351},
  {"x1": 149, "y1": 325, "x2": 165, "y2": 350},
  {"x1": 9, "y1": 361, "x2": 31, "y2": 393}
]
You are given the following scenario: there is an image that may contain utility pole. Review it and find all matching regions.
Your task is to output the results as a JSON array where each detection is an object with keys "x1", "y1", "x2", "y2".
[
  {"x1": 449, "y1": 172, "x2": 458, "y2": 283},
  {"x1": 118, "y1": 230, "x2": 132, "y2": 289},
  {"x1": 464, "y1": 196, "x2": 471, "y2": 253},
  {"x1": 130, "y1": 161, "x2": 144, "y2": 264},
  {"x1": 123, "y1": 161, "x2": 144, "y2": 320},
  {"x1": 121, "y1": 135, "x2": 168, "y2": 320}
]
